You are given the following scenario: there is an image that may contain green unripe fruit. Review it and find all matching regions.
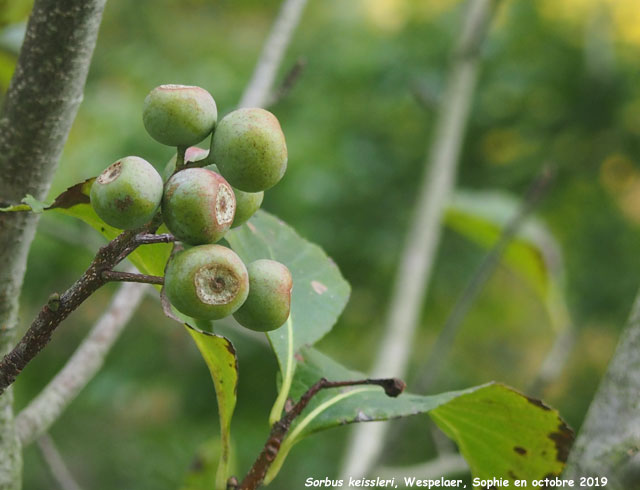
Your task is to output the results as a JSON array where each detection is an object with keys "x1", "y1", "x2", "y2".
[
  {"x1": 212, "y1": 108, "x2": 287, "y2": 192},
  {"x1": 90, "y1": 156, "x2": 163, "y2": 230},
  {"x1": 233, "y1": 259, "x2": 292, "y2": 331},
  {"x1": 231, "y1": 187, "x2": 263, "y2": 228},
  {"x1": 143, "y1": 84, "x2": 217, "y2": 147},
  {"x1": 163, "y1": 168, "x2": 235, "y2": 245},
  {"x1": 164, "y1": 245, "x2": 249, "y2": 320},
  {"x1": 162, "y1": 146, "x2": 209, "y2": 181}
]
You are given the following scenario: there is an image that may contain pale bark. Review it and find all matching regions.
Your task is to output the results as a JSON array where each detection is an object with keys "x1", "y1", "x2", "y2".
[
  {"x1": 563, "y1": 290, "x2": 640, "y2": 488},
  {"x1": 339, "y1": 0, "x2": 499, "y2": 483},
  {"x1": 238, "y1": 0, "x2": 309, "y2": 108},
  {"x1": 0, "y1": 0, "x2": 107, "y2": 487},
  {"x1": 374, "y1": 454, "x2": 468, "y2": 482},
  {"x1": 36, "y1": 435, "x2": 83, "y2": 490},
  {"x1": 16, "y1": 280, "x2": 147, "y2": 445}
]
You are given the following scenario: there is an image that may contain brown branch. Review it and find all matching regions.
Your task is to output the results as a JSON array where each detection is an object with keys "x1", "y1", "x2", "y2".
[
  {"x1": 17, "y1": 276, "x2": 148, "y2": 445},
  {"x1": 133, "y1": 233, "x2": 175, "y2": 245},
  {"x1": 235, "y1": 377, "x2": 405, "y2": 490},
  {"x1": 101, "y1": 270, "x2": 164, "y2": 285},
  {"x1": 0, "y1": 222, "x2": 164, "y2": 395}
]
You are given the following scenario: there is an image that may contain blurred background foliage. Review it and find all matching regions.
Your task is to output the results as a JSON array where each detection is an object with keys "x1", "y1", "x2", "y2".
[{"x1": 2, "y1": 0, "x2": 640, "y2": 488}]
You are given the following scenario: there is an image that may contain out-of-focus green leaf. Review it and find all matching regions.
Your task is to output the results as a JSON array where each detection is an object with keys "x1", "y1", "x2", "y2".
[
  {"x1": 0, "y1": 178, "x2": 172, "y2": 276},
  {"x1": 431, "y1": 383, "x2": 573, "y2": 483},
  {"x1": 180, "y1": 437, "x2": 221, "y2": 490},
  {"x1": 181, "y1": 437, "x2": 236, "y2": 490},
  {"x1": 445, "y1": 190, "x2": 570, "y2": 330},
  {"x1": 0, "y1": 0, "x2": 33, "y2": 27},
  {"x1": 185, "y1": 325, "x2": 238, "y2": 490},
  {"x1": 264, "y1": 349, "x2": 573, "y2": 485},
  {"x1": 225, "y1": 210, "x2": 351, "y2": 423},
  {"x1": 0, "y1": 50, "x2": 16, "y2": 90}
]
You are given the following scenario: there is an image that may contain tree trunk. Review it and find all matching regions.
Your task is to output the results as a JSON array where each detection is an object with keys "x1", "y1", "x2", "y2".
[
  {"x1": 563, "y1": 289, "x2": 640, "y2": 489},
  {"x1": 0, "y1": 1, "x2": 107, "y2": 487}
]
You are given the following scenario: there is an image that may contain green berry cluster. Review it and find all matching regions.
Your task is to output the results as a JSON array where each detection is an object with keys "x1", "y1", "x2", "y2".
[{"x1": 90, "y1": 84, "x2": 292, "y2": 331}]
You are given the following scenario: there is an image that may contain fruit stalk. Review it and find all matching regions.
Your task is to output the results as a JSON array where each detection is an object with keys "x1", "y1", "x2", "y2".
[{"x1": 101, "y1": 270, "x2": 165, "y2": 285}]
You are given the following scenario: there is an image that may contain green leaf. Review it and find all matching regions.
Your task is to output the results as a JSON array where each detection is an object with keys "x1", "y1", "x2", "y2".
[
  {"x1": 430, "y1": 383, "x2": 573, "y2": 483},
  {"x1": 445, "y1": 190, "x2": 570, "y2": 330},
  {"x1": 0, "y1": 1, "x2": 33, "y2": 26},
  {"x1": 264, "y1": 349, "x2": 573, "y2": 485},
  {"x1": 0, "y1": 178, "x2": 172, "y2": 277},
  {"x1": 22, "y1": 194, "x2": 46, "y2": 213},
  {"x1": 181, "y1": 437, "x2": 236, "y2": 490},
  {"x1": 225, "y1": 210, "x2": 350, "y2": 422},
  {"x1": 180, "y1": 437, "x2": 222, "y2": 490},
  {"x1": 185, "y1": 325, "x2": 238, "y2": 490}
]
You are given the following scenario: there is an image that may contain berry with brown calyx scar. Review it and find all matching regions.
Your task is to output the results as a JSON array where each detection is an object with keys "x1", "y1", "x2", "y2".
[
  {"x1": 233, "y1": 259, "x2": 292, "y2": 331},
  {"x1": 90, "y1": 156, "x2": 163, "y2": 230},
  {"x1": 163, "y1": 168, "x2": 236, "y2": 245},
  {"x1": 164, "y1": 244, "x2": 249, "y2": 320}
]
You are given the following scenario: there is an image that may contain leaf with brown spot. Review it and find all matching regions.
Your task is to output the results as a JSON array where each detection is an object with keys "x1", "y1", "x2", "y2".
[
  {"x1": 430, "y1": 384, "x2": 574, "y2": 484},
  {"x1": 264, "y1": 350, "x2": 572, "y2": 485}
]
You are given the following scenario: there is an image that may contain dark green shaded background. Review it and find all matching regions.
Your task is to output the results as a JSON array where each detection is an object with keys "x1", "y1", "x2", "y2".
[{"x1": 2, "y1": 0, "x2": 639, "y2": 488}]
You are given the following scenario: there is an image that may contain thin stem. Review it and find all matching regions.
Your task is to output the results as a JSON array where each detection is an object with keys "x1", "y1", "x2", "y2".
[
  {"x1": 236, "y1": 377, "x2": 404, "y2": 490},
  {"x1": 175, "y1": 146, "x2": 187, "y2": 171},
  {"x1": 266, "y1": 57, "x2": 307, "y2": 107},
  {"x1": 101, "y1": 270, "x2": 164, "y2": 285},
  {"x1": 238, "y1": 0, "x2": 309, "y2": 108},
  {"x1": 16, "y1": 278, "x2": 148, "y2": 445},
  {"x1": 0, "y1": 223, "x2": 159, "y2": 395},
  {"x1": 374, "y1": 454, "x2": 469, "y2": 481},
  {"x1": 264, "y1": 386, "x2": 378, "y2": 485},
  {"x1": 268, "y1": 315, "x2": 294, "y2": 425},
  {"x1": 414, "y1": 165, "x2": 554, "y2": 393},
  {"x1": 381, "y1": 165, "x2": 554, "y2": 458},
  {"x1": 339, "y1": 0, "x2": 499, "y2": 481},
  {"x1": 134, "y1": 233, "x2": 175, "y2": 245},
  {"x1": 183, "y1": 158, "x2": 213, "y2": 171},
  {"x1": 36, "y1": 434, "x2": 83, "y2": 490}
]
